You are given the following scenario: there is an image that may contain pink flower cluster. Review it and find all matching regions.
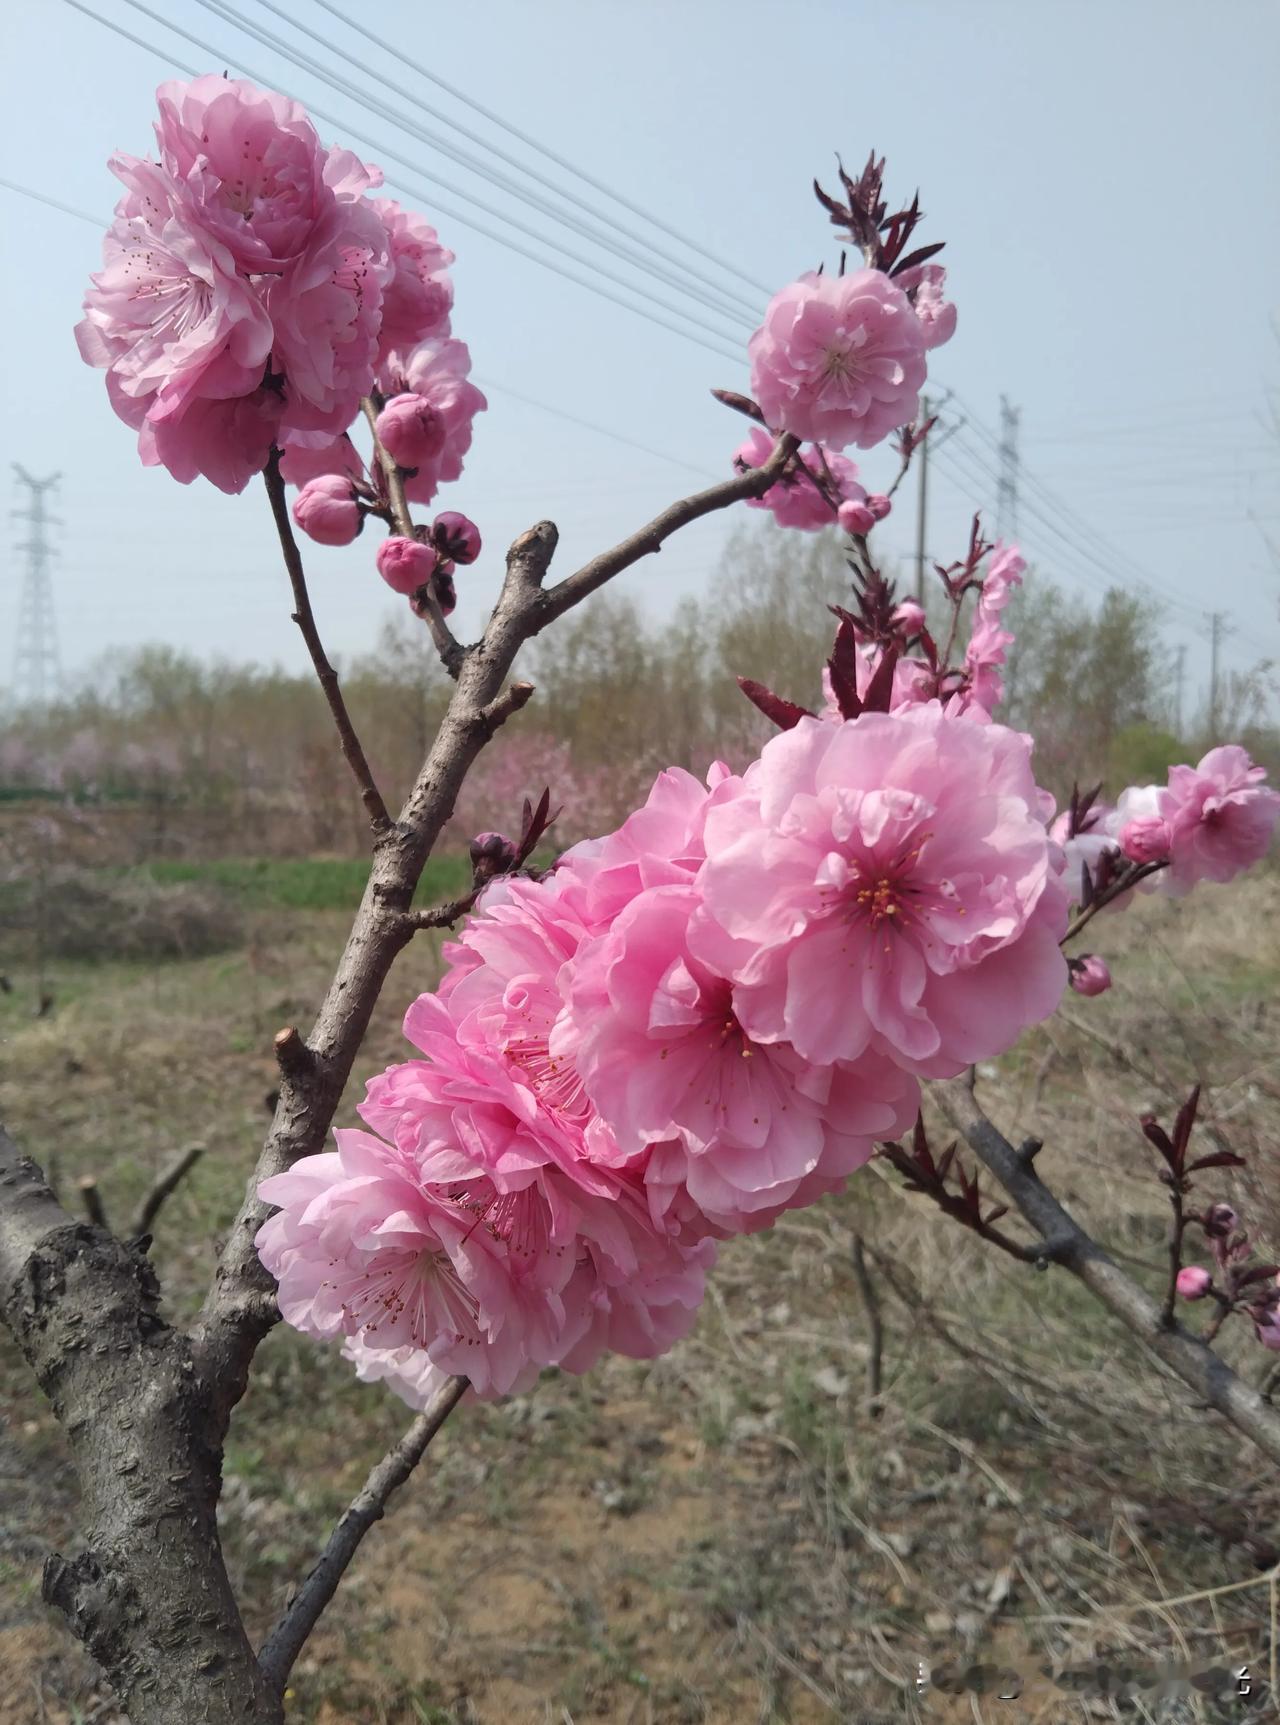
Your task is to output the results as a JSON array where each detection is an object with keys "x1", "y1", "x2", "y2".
[
  {"x1": 76, "y1": 77, "x2": 484, "y2": 497},
  {"x1": 259, "y1": 702, "x2": 1073, "y2": 1403}
]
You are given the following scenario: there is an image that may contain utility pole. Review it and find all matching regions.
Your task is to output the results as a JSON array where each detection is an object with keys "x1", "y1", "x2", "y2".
[
  {"x1": 996, "y1": 395, "x2": 1021, "y2": 541},
  {"x1": 11, "y1": 465, "x2": 63, "y2": 710},
  {"x1": 1207, "y1": 611, "x2": 1228, "y2": 740},
  {"x1": 913, "y1": 395, "x2": 930, "y2": 603},
  {"x1": 1173, "y1": 643, "x2": 1186, "y2": 738}
]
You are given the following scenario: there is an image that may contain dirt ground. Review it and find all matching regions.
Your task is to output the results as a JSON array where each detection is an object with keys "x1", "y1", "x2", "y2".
[{"x1": 2, "y1": 874, "x2": 1279, "y2": 1724}]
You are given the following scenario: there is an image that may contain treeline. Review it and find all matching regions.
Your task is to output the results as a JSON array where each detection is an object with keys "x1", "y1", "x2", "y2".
[{"x1": 2, "y1": 522, "x2": 1275, "y2": 861}]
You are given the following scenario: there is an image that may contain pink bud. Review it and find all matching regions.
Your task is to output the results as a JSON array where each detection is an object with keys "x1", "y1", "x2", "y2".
[
  {"x1": 866, "y1": 493, "x2": 892, "y2": 522},
  {"x1": 375, "y1": 535, "x2": 439, "y2": 596},
  {"x1": 374, "y1": 393, "x2": 446, "y2": 469},
  {"x1": 292, "y1": 474, "x2": 362, "y2": 547},
  {"x1": 432, "y1": 511, "x2": 482, "y2": 565},
  {"x1": 1118, "y1": 816, "x2": 1171, "y2": 865},
  {"x1": 469, "y1": 830, "x2": 517, "y2": 876},
  {"x1": 837, "y1": 499, "x2": 876, "y2": 536},
  {"x1": 1069, "y1": 954, "x2": 1112, "y2": 997},
  {"x1": 1175, "y1": 1265, "x2": 1211, "y2": 1301},
  {"x1": 892, "y1": 598, "x2": 926, "y2": 638}
]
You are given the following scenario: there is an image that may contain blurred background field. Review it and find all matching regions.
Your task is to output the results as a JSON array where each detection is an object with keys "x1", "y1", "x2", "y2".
[{"x1": 1, "y1": 824, "x2": 1278, "y2": 1721}]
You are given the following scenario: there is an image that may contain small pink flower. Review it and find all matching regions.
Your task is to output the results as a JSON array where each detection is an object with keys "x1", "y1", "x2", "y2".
[
  {"x1": 866, "y1": 493, "x2": 892, "y2": 522},
  {"x1": 293, "y1": 473, "x2": 363, "y2": 545},
  {"x1": 375, "y1": 393, "x2": 447, "y2": 468},
  {"x1": 1159, "y1": 746, "x2": 1280, "y2": 894},
  {"x1": 891, "y1": 599, "x2": 926, "y2": 638},
  {"x1": 837, "y1": 499, "x2": 876, "y2": 536},
  {"x1": 1118, "y1": 816, "x2": 1171, "y2": 865},
  {"x1": 371, "y1": 197, "x2": 454, "y2": 367},
  {"x1": 896, "y1": 262, "x2": 957, "y2": 350},
  {"x1": 1069, "y1": 954, "x2": 1111, "y2": 997},
  {"x1": 734, "y1": 429, "x2": 864, "y2": 531},
  {"x1": 748, "y1": 268, "x2": 927, "y2": 450},
  {"x1": 376, "y1": 535, "x2": 438, "y2": 594},
  {"x1": 1175, "y1": 1265, "x2": 1211, "y2": 1301},
  {"x1": 432, "y1": 512, "x2": 482, "y2": 564}
]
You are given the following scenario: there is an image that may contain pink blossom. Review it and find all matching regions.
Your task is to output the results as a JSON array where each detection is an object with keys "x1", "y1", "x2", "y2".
[
  {"x1": 748, "y1": 269, "x2": 927, "y2": 450},
  {"x1": 376, "y1": 535, "x2": 438, "y2": 594},
  {"x1": 691, "y1": 708, "x2": 1069, "y2": 1076},
  {"x1": 376, "y1": 337, "x2": 486, "y2": 504},
  {"x1": 1118, "y1": 815, "x2": 1171, "y2": 865},
  {"x1": 278, "y1": 434, "x2": 364, "y2": 489},
  {"x1": 1069, "y1": 954, "x2": 1111, "y2": 997},
  {"x1": 963, "y1": 544, "x2": 1025, "y2": 714},
  {"x1": 375, "y1": 392, "x2": 447, "y2": 469},
  {"x1": 896, "y1": 263, "x2": 957, "y2": 350},
  {"x1": 867, "y1": 493, "x2": 892, "y2": 522},
  {"x1": 1159, "y1": 747, "x2": 1280, "y2": 894},
  {"x1": 371, "y1": 197, "x2": 454, "y2": 367},
  {"x1": 1175, "y1": 1265, "x2": 1211, "y2": 1300},
  {"x1": 293, "y1": 473, "x2": 363, "y2": 545},
  {"x1": 140, "y1": 385, "x2": 283, "y2": 495},
  {"x1": 837, "y1": 500, "x2": 876, "y2": 536},
  {"x1": 734, "y1": 428, "x2": 864, "y2": 531},
  {"x1": 432, "y1": 511, "x2": 482, "y2": 564},
  {"x1": 154, "y1": 76, "x2": 338, "y2": 274},
  {"x1": 892, "y1": 599, "x2": 926, "y2": 639},
  {"x1": 562, "y1": 882, "x2": 918, "y2": 1234}
]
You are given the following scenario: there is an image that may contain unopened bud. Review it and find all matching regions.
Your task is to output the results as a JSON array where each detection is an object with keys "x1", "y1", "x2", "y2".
[
  {"x1": 292, "y1": 474, "x2": 362, "y2": 546},
  {"x1": 1175, "y1": 1265, "x2": 1211, "y2": 1301},
  {"x1": 1118, "y1": 816, "x2": 1171, "y2": 866},
  {"x1": 376, "y1": 535, "x2": 438, "y2": 595},
  {"x1": 374, "y1": 393, "x2": 446, "y2": 469},
  {"x1": 866, "y1": 493, "x2": 892, "y2": 522},
  {"x1": 1069, "y1": 954, "x2": 1112, "y2": 997},
  {"x1": 432, "y1": 511, "x2": 482, "y2": 565},
  {"x1": 1202, "y1": 1202, "x2": 1239, "y2": 1239},
  {"x1": 891, "y1": 598, "x2": 926, "y2": 638},
  {"x1": 837, "y1": 499, "x2": 876, "y2": 536},
  {"x1": 469, "y1": 830, "x2": 517, "y2": 878},
  {"x1": 431, "y1": 565, "x2": 458, "y2": 617}
]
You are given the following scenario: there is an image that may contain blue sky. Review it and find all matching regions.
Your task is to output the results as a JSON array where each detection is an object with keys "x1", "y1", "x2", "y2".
[{"x1": 2, "y1": 0, "x2": 1277, "y2": 716}]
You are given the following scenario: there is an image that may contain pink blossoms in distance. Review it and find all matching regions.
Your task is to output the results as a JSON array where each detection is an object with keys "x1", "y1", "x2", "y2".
[{"x1": 748, "y1": 268, "x2": 928, "y2": 451}]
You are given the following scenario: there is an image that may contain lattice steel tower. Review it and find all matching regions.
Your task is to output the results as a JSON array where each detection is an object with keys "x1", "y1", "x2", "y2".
[{"x1": 10, "y1": 465, "x2": 63, "y2": 710}]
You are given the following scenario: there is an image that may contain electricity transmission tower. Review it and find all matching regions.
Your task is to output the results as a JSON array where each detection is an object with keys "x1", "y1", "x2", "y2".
[
  {"x1": 995, "y1": 396, "x2": 1021, "y2": 541},
  {"x1": 10, "y1": 465, "x2": 63, "y2": 710}
]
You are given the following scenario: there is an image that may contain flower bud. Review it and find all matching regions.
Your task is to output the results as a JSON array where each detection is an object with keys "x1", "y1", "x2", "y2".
[
  {"x1": 469, "y1": 830, "x2": 518, "y2": 878},
  {"x1": 431, "y1": 565, "x2": 458, "y2": 617},
  {"x1": 1069, "y1": 954, "x2": 1112, "y2": 997},
  {"x1": 1252, "y1": 1309, "x2": 1280, "y2": 1351},
  {"x1": 432, "y1": 511, "x2": 482, "y2": 565},
  {"x1": 374, "y1": 393, "x2": 446, "y2": 469},
  {"x1": 376, "y1": 534, "x2": 438, "y2": 595},
  {"x1": 1202, "y1": 1202, "x2": 1239, "y2": 1239},
  {"x1": 866, "y1": 493, "x2": 892, "y2": 522},
  {"x1": 1175, "y1": 1265, "x2": 1211, "y2": 1301},
  {"x1": 891, "y1": 598, "x2": 926, "y2": 638},
  {"x1": 837, "y1": 499, "x2": 876, "y2": 536},
  {"x1": 292, "y1": 474, "x2": 362, "y2": 547},
  {"x1": 1118, "y1": 816, "x2": 1171, "y2": 866}
]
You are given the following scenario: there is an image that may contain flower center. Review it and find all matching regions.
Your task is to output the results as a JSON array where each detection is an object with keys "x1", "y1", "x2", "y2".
[
  {"x1": 344, "y1": 1247, "x2": 478, "y2": 1346},
  {"x1": 504, "y1": 1035, "x2": 590, "y2": 1121}
]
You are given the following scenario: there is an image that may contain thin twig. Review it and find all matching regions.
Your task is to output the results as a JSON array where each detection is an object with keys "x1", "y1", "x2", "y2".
[
  {"x1": 258, "y1": 1373, "x2": 468, "y2": 1694},
  {"x1": 934, "y1": 1079, "x2": 1280, "y2": 1465},
  {"x1": 850, "y1": 1232, "x2": 885, "y2": 1412},
  {"x1": 360, "y1": 396, "x2": 465, "y2": 678},
  {"x1": 130, "y1": 1145, "x2": 204, "y2": 1240},
  {"x1": 262, "y1": 453, "x2": 392, "y2": 835},
  {"x1": 1061, "y1": 859, "x2": 1167, "y2": 945}
]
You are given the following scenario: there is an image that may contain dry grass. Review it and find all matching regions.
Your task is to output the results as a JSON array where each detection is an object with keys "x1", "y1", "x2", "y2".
[{"x1": 0, "y1": 874, "x2": 1278, "y2": 1723}]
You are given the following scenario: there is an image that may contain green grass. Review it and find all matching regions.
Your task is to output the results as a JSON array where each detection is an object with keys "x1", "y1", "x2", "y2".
[{"x1": 130, "y1": 853, "x2": 471, "y2": 912}]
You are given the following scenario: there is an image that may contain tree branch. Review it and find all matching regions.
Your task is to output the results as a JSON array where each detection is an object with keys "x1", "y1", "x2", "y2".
[
  {"x1": 130, "y1": 1143, "x2": 204, "y2": 1241},
  {"x1": 263, "y1": 452, "x2": 393, "y2": 836},
  {"x1": 258, "y1": 1374, "x2": 468, "y2": 1695},
  {"x1": 934, "y1": 1081, "x2": 1280, "y2": 1465},
  {"x1": 360, "y1": 396, "x2": 466, "y2": 679}
]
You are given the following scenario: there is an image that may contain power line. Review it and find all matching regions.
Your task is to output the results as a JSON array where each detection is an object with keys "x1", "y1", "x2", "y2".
[
  {"x1": 65, "y1": 0, "x2": 748, "y2": 365},
  {"x1": 0, "y1": 177, "x2": 102, "y2": 229},
  {"x1": 303, "y1": 0, "x2": 772, "y2": 301}
]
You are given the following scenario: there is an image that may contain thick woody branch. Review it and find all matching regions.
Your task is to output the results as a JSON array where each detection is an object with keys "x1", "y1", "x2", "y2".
[
  {"x1": 264, "y1": 454, "x2": 392, "y2": 835},
  {"x1": 258, "y1": 1374, "x2": 468, "y2": 1695},
  {"x1": 360, "y1": 396, "x2": 465, "y2": 678},
  {"x1": 935, "y1": 1081, "x2": 1280, "y2": 1465}
]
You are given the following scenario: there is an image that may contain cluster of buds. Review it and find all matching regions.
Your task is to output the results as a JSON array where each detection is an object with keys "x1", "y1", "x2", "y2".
[{"x1": 374, "y1": 510, "x2": 481, "y2": 614}]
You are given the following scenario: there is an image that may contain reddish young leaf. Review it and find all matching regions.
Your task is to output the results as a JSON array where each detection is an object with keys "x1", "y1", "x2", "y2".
[
  {"x1": 861, "y1": 643, "x2": 900, "y2": 714},
  {"x1": 737, "y1": 677, "x2": 814, "y2": 730},
  {"x1": 827, "y1": 618, "x2": 864, "y2": 719},
  {"x1": 1185, "y1": 1150, "x2": 1248, "y2": 1173},
  {"x1": 891, "y1": 240, "x2": 947, "y2": 276}
]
